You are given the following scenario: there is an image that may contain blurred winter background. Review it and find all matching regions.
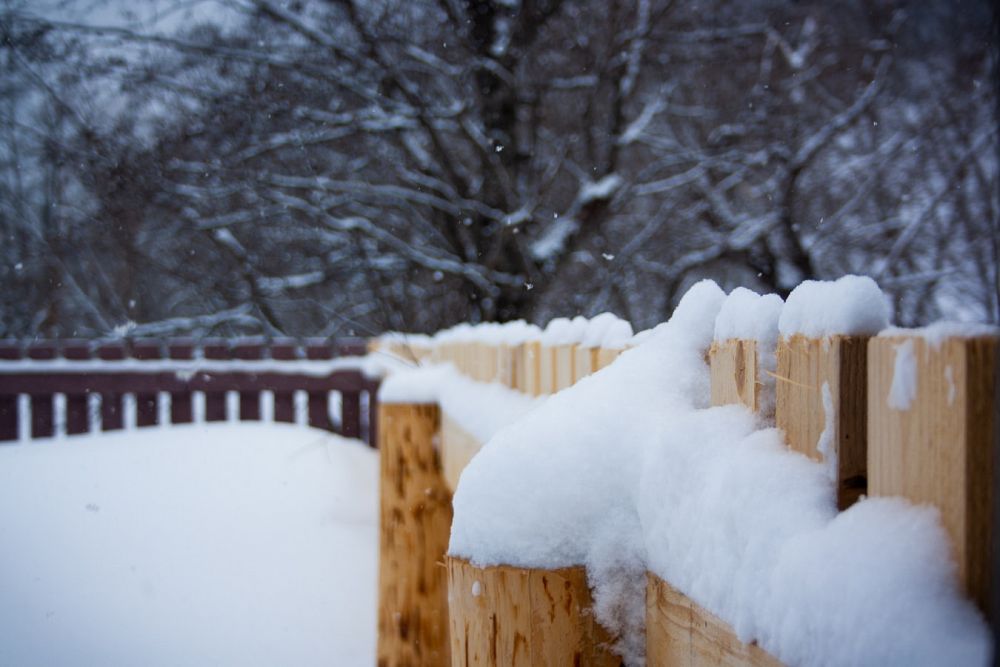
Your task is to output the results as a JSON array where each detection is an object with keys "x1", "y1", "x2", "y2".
[{"x1": 1, "y1": 0, "x2": 997, "y2": 338}]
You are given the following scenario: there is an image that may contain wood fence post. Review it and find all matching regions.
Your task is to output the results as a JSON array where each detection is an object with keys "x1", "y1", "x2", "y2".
[
  {"x1": 539, "y1": 344, "x2": 556, "y2": 395},
  {"x1": 776, "y1": 335, "x2": 869, "y2": 509},
  {"x1": 709, "y1": 339, "x2": 760, "y2": 412},
  {"x1": 378, "y1": 403, "x2": 452, "y2": 667},
  {"x1": 447, "y1": 557, "x2": 621, "y2": 667},
  {"x1": 574, "y1": 345, "x2": 597, "y2": 383},
  {"x1": 868, "y1": 334, "x2": 998, "y2": 616},
  {"x1": 518, "y1": 342, "x2": 542, "y2": 396},
  {"x1": 596, "y1": 347, "x2": 623, "y2": 371},
  {"x1": 554, "y1": 344, "x2": 576, "y2": 391},
  {"x1": 645, "y1": 573, "x2": 781, "y2": 666}
]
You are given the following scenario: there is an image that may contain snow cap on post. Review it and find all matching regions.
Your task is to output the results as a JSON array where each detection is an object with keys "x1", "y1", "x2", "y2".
[{"x1": 778, "y1": 275, "x2": 890, "y2": 338}]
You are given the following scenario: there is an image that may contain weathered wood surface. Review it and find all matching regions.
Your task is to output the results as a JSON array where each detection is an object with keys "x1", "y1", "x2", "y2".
[
  {"x1": 441, "y1": 413, "x2": 484, "y2": 493},
  {"x1": 868, "y1": 334, "x2": 997, "y2": 615},
  {"x1": 710, "y1": 339, "x2": 760, "y2": 413},
  {"x1": 447, "y1": 557, "x2": 621, "y2": 667},
  {"x1": 646, "y1": 573, "x2": 783, "y2": 667},
  {"x1": 775, "y1": 334, "x2": 869, "y2": 509},
  {"x1": 378, "y1": 403, "x2": 452, "y2": 667}
]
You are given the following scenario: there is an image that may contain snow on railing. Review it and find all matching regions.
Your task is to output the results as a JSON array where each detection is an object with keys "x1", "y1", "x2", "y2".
[
  {"x1": 0, "y1": 338, "x2": 383, "y2": 446},
  {"x1": 371, "y1": 278, "x2": 999, "y2": 667}
]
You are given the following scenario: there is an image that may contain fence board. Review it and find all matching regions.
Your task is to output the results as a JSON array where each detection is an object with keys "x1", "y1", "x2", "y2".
[
  {"x1": 710, "y1": 339, "x2": 760, "y2": 412},
  {"x1": 448, "y1": 558, "x2": 620, "y2": 667},
  {"x1": 377, "y1": 403, "x2": 451, "y2": 667},
  {"x1": 776, "y1": 335, "x2": 869, "y2": 509},
  {"x1": 868, "y1": 334, "x2": 997, "y2": 615},
  {"x1": 646, "y1": 572, "x2": 782, "y2": 666}
]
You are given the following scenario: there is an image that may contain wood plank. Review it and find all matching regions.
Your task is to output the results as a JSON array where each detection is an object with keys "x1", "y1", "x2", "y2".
[
  {"x1": 518, "y1": 342, "x2": 542, "y2": 396},
  {"x1": 574, "y1": 346, "x2": 598, "y2": 383},
  {"x1": 868, "y1": 334, "x2": 997, "y2": 616},
  {"x1": 596, "y1": 347, "x2": 623, "y2": 370},
  {"x1": 496, "y1": 344, "x2": 516, "y2": 389},
  {"x1": 539, "y1": 345, "x2": 556, "y2": 395},
  {"x1": 646, "y1": 572, "x2": 783, "y2": 667},
  {"x1": 776, "y1": 335, "x2": 869, "y2": 509},
  {"x1": 447, "y1": 557, "x2": 621, "y2": 667},
  {"x1": 553, "y1": 344, "x2": 576, "y2": 391},
  {"x1": 710, "y1": 339, "x2": 760, "y2": 413},
  {"x1": 441, "y1": 413, "x2": 484, "y2": 493},
  {"x1": 378, "y1": 403, "x2": 452, "y2": 667}
]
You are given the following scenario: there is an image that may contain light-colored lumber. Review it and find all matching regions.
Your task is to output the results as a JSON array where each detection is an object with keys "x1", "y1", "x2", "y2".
[
  {"x1": 441, "y1": 413, "x2": 484, "y2": 493},
  {"x1": 868, "y1": 334, "x2": 997, "y2": 615},
  {"x1": 539, "y1": 345, "x2": 556, "y2": 395},
  {"x1": 518, "y1": 341, "x2": 542, "y2": 396},
  {"x1": 447, "y1": 557, "x2": 621, "y2": 667},
  {"x1": 596, "y1": 347, "x2": 623, "y2": 370},
  {"x1": 574, "y1": 346, "x2": 599, "y2": 383},
  {"x1": 646, "y1": 572, "x2": 783, "y2": 667},
  {"x1": 378, "y1": 403, "x2": 452, "y2": 666},
  {"x1": 496, "y1": 344, "x2": 516, "y2": 388},
  {"x1": 554, "y1": 344, "x2": 576, "y2": 391},
  {"x1": 710, "y1": 339, "x2": 760, "y2": 412},
  {"x1": 776, "y1": 334, "x2": 869, "y2": 509}
]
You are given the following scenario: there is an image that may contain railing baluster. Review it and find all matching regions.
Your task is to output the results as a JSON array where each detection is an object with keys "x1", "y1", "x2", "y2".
[
  {"x1": 341, "y1": 390, "x2": 361, "y2": 439},
  {"x1": 0, "y1": 338, "x2": 379, "y2": 446},
  {"x1": 308, "y1": 391, "x2": 330, "y2": 430},
  {"x1": 0, "y1": 340, "x2": 23, "y2": 441},
  {"x1": 168, "y1": 340, "x2": 195, "y2": 425},
  {"x1": 63, "y1": 340, "x2": 92, "y2": 436},
  {"x1": 131, "y1": 341, "x2": 162, "y2": 427},
  {"x1": 202, "y1": 340, "x2": 230, "y2": 422},
  {"x1": 31, "y1": 394, "x2": 54, "y2": 439},
  {"x1": 98, "y1": 341, "x2": 126, "y2": 432},
  {"x1": 233, "y1": 339, "x2": 263, "y2": 421}
]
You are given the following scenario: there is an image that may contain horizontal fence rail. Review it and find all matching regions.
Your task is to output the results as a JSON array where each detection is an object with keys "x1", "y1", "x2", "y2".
[{"x1": 0, "y1": 338, "x2": 380, "y2": 446}]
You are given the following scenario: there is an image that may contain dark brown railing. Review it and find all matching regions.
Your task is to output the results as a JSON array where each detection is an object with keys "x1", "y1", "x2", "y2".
[{"x1": 0, "y1": 338, "x2": 380, "y2": 446}]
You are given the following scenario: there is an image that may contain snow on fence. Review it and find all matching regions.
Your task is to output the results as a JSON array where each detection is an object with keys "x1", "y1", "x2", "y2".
[
  {"x1": 0, "y1": 338, "x2": 383, "y2": 446},
  {"x1": 371, "y1": 279, "x2": 999, "y2": 667}
]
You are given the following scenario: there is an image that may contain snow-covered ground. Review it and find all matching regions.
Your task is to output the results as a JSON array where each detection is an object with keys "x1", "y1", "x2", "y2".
[{"x1": 0, "y1": 423, "x2": 377, "y2": 666}]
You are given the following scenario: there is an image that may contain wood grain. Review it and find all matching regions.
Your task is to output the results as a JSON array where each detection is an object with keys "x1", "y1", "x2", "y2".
[
  {"x1": 646, "y1": 573, "x2": 783, "y2": 667},
  {"x1": 775, "y1": 335, "x2": 869, "y2": 509},
  {"x1": 710, "y1": 339, "x2": 760, "y2": 413},
  {"x1": 378, "y1": 403, "x2": 452, "y2": 667},
  {"x1": 868, "y1": 334, "x2": 997, "y2": 616},
  {"x1": 447, "y1": 557, "x2": 622, "y2": 667}
]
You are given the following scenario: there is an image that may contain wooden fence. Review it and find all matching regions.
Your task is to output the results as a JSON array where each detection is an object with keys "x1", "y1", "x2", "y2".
[
  {"x1": 0, "y1": 338, "x2": 381, "y2": 447},
  {"x1": 374, "y1": 326, "x2": 998, "y2": 666}
]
